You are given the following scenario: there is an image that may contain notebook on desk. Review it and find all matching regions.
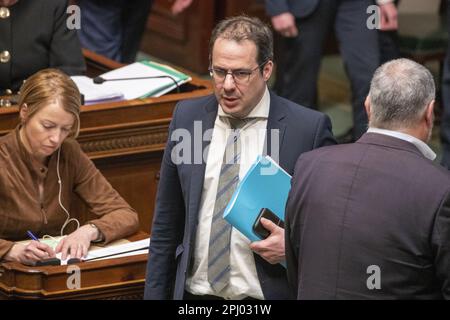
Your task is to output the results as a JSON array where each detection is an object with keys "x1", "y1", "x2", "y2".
[
  {"x1": 71, "y1": 75, "x2": 124, "y2": 104},
  {"x1": 16, "y1": 236, "x2": 148, "y2": 265}
]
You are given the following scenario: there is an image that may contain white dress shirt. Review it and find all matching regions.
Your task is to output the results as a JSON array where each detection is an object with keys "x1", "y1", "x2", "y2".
[
  {"x1": 367, "y1": 127, "x2": 436, "y2": 160},
  {"x1": 185, "y1": 87, "x2": 271, "y2": 300}
]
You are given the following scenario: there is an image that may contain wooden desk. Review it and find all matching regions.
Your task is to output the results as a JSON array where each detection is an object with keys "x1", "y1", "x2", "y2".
[
  {"x1": 0, "y1": 232, "x2": 148, "y2": 300},
  {"x1": 0, "y1": 50, "x2": 212, "y2": 233}
]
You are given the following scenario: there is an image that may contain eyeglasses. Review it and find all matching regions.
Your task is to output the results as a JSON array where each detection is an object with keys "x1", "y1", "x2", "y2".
[{"x1": 209, "y1": 61, "x2": 268, "y2": 85}]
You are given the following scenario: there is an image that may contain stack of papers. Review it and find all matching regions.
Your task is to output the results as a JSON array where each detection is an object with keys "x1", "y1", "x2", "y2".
[
  {"x1": 16, "y1": 236, "x2": 149, "y2": 265},
  {"x1": 71, "y1": 75, "x2": 124, "y2": 104},
  {"x1": 83, "y1": 238, "x2": 150, "y2": 263},
  {"x1": 72, "y1": 60, "x2": 191, "y2": 104}
]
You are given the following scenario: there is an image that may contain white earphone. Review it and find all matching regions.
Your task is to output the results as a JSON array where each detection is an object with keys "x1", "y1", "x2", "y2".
[{"x1": 56, "y1": 147, "x2": 80, "y2": 236}]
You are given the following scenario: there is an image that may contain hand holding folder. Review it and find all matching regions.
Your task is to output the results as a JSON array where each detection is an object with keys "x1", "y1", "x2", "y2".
[{"x1": 223, "y1": 155, "x2": 291, "y2": 266}]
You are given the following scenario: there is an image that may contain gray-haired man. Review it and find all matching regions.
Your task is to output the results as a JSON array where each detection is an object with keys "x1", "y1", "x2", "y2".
[{"x1": 285, "y1": 58, "x2": 450, "y2": 299}]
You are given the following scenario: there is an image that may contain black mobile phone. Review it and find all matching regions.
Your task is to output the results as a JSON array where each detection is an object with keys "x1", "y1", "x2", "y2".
[
  {"x1": 252, "y1": 208, "x2": 284, "y2": 239},
  {"x1": 35, "y1": 257, "x2": 61, "y2": 266}
]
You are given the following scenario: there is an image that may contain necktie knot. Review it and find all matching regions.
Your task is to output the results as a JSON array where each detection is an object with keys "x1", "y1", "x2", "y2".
[{"x1": 226, "y1": 117, "x2": 257, "y2": 130}]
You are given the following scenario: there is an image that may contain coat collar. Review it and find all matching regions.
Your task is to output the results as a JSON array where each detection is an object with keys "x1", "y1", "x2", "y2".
[
  {"x1": 264, "y1": 91, "x2": 287, "y2": 159},
  {"x1": 357, "y1": 132, "x2": 426, "y2": 158},
  {"x1": 188, "y1": 96, "x2": 217, "y2": 229},
  {"x1": 12, "y1": 126, "x2": 46, "y2": 178}
]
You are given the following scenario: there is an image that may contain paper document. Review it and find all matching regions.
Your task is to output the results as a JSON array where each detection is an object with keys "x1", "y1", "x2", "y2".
[
  {"x1": 16, "y1": 235, "x2": 65, "y2": 251},
  {"x1": 71, "y1": 75, "x2": 124, "y2": 104},
  {"x1": 16, "y1": 236, "x2": 149, "y2": 265},
  {"x1": 83, "y1": 238, "x2": 150, "y2": 262},
  {"x1": 97, "y1": 61, "x2": 191, "y2": 100},
  {"x1": 72, "y1": 60, "x2": 191, "y2": 103}
]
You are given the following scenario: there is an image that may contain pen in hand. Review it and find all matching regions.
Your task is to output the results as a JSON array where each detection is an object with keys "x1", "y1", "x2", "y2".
[
  {"x1": 26, "y1": 230, "x2": 40, "y2": 242},
  {"x1": 24, "y1": 230, "x2": 57, "y2": 263}
]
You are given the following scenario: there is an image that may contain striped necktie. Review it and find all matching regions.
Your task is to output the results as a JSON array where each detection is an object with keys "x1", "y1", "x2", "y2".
[{"x1": 207, "y1": 116, "x2": 256, "y2": 293}]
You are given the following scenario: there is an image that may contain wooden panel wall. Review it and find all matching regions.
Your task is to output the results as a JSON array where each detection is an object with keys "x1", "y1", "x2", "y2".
[{"x1": 141, "y1": 0, "x2": 268, "y2": 74}]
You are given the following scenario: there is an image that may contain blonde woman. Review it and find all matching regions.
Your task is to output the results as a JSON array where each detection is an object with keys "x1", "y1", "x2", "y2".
[{"x1": 0, "y1": 69, "x2": 138, "y2": 265}]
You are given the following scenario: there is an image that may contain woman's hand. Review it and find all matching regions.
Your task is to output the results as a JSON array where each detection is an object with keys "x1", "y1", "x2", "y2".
[
  {"x1": 4, "y1": 241, "x2": 56, "y2": 265},
  {"x1": 55, "y1": 225, "x2": 98, "y2": 260}
]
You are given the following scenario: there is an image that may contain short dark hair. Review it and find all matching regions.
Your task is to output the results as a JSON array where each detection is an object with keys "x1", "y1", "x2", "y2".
[{"x1": 209, "y1": 15, "x2": 273, "y2": 71}]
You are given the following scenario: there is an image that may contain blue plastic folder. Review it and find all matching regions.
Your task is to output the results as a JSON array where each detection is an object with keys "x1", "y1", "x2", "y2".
[{"x1": 223, "y1": 155, "x2": 292, "y2": 243}]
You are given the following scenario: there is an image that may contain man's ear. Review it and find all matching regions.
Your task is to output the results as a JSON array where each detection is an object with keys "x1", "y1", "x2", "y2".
[
  {"x1": 263, "y1": 60, "x2": 274, "y2": 82},
  {"x1": 424, "y1": 100, "x2": 435, "y2": 127},
  {"x1": 19, "y1": 103, "x2": 28, "y2": 124},
  {"x1": 364, "y1": 96, "x2": 371, "y2": 121}
]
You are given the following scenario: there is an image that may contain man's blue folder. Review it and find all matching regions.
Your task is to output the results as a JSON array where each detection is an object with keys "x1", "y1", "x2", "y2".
[{"x1": 223, "y1": 155, "x2": 292, "y2": 242}]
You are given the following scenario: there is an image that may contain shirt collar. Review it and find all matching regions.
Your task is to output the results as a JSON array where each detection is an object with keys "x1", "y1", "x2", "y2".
[
  {"x1": 218, "y1": 86, "x2": 270, "y2": 119},
  {"x1": 367, "y1": 127, "x2": 436, "y2": 160}
]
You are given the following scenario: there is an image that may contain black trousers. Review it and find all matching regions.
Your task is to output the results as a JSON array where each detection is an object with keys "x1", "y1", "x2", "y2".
[
  {"x1": 77, "y1": 0, "x2": 153, "y2": 63},
  {"x1": 441, "y1": 0, "x2": 450, "y2": 169}
]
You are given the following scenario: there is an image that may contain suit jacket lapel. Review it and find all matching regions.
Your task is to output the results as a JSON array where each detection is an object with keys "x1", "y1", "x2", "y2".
[
  {"x1": 358, "y1": 133, "x2": 427, "y2": 158},
  {"x1": 264, "y1": 92, "x2": 287, "y2": 163},
  {"x1": 189, "y1": 98, "x2": 218, "y2": 229}
]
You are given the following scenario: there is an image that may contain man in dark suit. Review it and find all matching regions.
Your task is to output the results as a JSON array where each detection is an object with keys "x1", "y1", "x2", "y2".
[
  {"x1": 440, "y1": 0, "x2": 450, "y2": 169},
  {"x1": 286, "y1": 58, "x2": 450, "y2": 299},
  {"x1": 0, "y1": 0, "x2": 85, "y2": 94},
  {"x1": 76, "y1": 0, "x2": 192, "y2": 63},
  {"x1": 265, "y1": 0, "x2": 397, "y2": 141},
  {"x1": 76, "y1": 0, "x2": 153, "y2": 63},
  {"x1": 144, "y1": 16, "x2": 335, "y2": 300}
]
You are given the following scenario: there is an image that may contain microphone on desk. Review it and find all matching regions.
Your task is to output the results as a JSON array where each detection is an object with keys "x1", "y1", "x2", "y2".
[{"x1": 93, "y1": 75, "x2": 181, "y2": 93}]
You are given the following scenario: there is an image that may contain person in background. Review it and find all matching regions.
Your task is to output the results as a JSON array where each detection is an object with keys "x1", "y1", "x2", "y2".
[
  {"x1": 76, "y1": 0, "x2": 194, "y2": 63},
  {"x1": 440, "y1": 0, "x2": 450, "y2": 169},
  {"x1": 144, "y1": 15, "x2": 335, "y2": 300},
  {"x1": 265, "y1": 0, "x2": 398, "y2": 142},
  {"x1": 171, "y1": 0, "x2": 193, "y2": 15},
  {"x1": 377, "y1": 0, "x2": 400, "y2": 64},
  {"x1": 0, "y1": 69, "x2": 139, "y2": 266},
  {"x1": 285, "y1": 58, "x2": 450, "y2": 299},
  {"x1": 0, "y1": 0, "x2": 85, "y2": 94}
]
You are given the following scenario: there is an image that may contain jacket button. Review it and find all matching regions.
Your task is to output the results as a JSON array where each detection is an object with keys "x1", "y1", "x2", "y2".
[
  {"x1": 0, "y1": 50, "x2": 10, "y2": 63},
  {"x1": 0, "y1": 98, "x2": 12, "y2": 107},
  {"x1": 0, "y1": 7, "x2": 10, "y2": 19}
]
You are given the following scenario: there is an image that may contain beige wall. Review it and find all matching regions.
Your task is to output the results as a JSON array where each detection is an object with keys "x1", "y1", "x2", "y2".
[{"x1": 398, "y1": 0, "x2": 441, "y2": 14}]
